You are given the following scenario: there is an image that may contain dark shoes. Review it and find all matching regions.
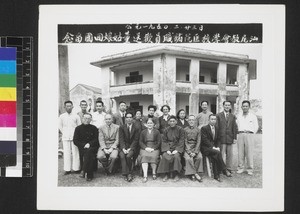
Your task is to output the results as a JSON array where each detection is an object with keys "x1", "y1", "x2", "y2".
[
  {"x1": 152, "y1": 174, "x2": 157, "y2": 180},
  {"x1": 190, "y1": 175, "x2": 196, "y2": 181},
  {"x1": 142, "y1": 177, "x2": 148, "y2": 183},
  {"x1": 223, "y1": 170, "x2": 232, "y2": 177},
  {"x1": 174, "y1": 175, "x2": 180, "y2": 182},
  {"x1": 162, "y1": 174, "x2": 168, "y2": 182},
  {"x1": 127, "y1": 174, "x2": 133, "y2": 182},
  {"x1": 79, "y1": 171, "x2": 85, "y2": 178},
  {"x1": 63, "y1": 171, "x2": 71, "y2": 175},
  {"x1": 214, "y1": 176, "x2": 222, "y2": 182},
  {"x1": 195, "y1": 173, "x2": 203, "y2": 182},
  {"x1": 86, "y1": 177, "x2": 93, "y2": 182},
  {"x1": 73, "y1": 170, "x2": 81, "y2": 174}
]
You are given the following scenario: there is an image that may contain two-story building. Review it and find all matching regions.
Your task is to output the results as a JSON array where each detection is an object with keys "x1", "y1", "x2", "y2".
[{"x1": 90, "y1": 45, "x2": 256, "y2": 116}]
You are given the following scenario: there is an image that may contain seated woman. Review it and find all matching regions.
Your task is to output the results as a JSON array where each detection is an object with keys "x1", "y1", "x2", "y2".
[
  {"x1": 139, "y1": 118, "x2": 162, "y2": 183},
  {"x1": 176, "y1": 109, "x2": 189, "y2": 129}
]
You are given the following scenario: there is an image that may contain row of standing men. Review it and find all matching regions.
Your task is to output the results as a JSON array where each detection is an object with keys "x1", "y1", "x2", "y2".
[{"x1": 58, "y1": 99, "x2": 258, "y2": 182}]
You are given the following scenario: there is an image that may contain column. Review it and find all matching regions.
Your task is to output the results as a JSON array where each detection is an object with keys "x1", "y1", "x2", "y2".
[
  {"x1": 58, "y1": 45, "x2": 70, "y2": 114},
  {"x1": 217, "y1": 62, "x2": 227, "y2": 113},
  {"x1": 163, "y1": 54, "x2": 176, "y2": 115},
  {"x1": 189, "y1": 59, "x2": 200, "y2": 115},
  {"x1": 100, "y1": 66, "x2": 112, "y2": 113},
  {"x1": 153, "y1": 55, "x2": 164, "y2": 114},
  {"x1": 236, "y1": 64, "x2": 249, "y2": 114}
]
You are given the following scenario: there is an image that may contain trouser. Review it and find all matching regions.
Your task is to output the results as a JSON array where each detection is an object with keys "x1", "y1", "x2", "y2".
[
  {"x1": 205, "y1": 148, "x2": 226, "y2": 177},
  {"x1": 119, "y1": 150, "x2": 135, "y2": 175},
  {"x1": 237, "y1": 133, "x2": 254, "y2": 173},
  {"x1": 157, "y1": 152, "x2": 182, "y2": 174},
  {"x1": 220, "y1": 144, "x2": 234, "y2": 171},
  {"x1": 62, "y1": 140, "x2": 80, "y2": 172},
  {"x1": 184, "y1": 152, "x2": 203, "y2": 175},
  {"x1": 97, "y1": 149, "x2": 118, "y2": 173},
  {"x1": 79, "y1": 147, "x2": 97, "y2": 178}
]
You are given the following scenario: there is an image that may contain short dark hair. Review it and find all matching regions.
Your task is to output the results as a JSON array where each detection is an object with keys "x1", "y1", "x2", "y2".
[
  {"x1": 168, "y1": 115, "x2": 177, "y2": 121},
  {"x1": 119, "y1": 101, "x2": 126, "y2": 105},
  {"x1": 80, "y1": 100, "x2": 87, "y2": 105},
  {"x1": 201, "y1": 101, "x2": 209, "y2": 106},
  {"x1": 176, "y1": 109, "x2": 186, "y2": 119},
  {"x1": 96, "y1": 100, "x2": 104, "y2": 106},
  {"x1": 242, "y1": 100, "x2": 251, "y2": 107},
  {"x1": 160, "y1": 105, "x2": 171, "y2": 112},
  {"x1": 146, "y1": 117, "x2": 154, "y2": 123},
  {"x1": 64, "y1": 100, "x2": 73, "y2": 105},
  {"x1": 148, "y1": 105, "x2": 157, "y2": 111},
  {"x1": 223, "y1": 101, "x2": 232, "y2": 106},
  {"x1": 83, "y1": 112, "x2": 92, "y2": 117},
  {"x1": 209, "y1": 114, "x2": 217, "y2": 119},
  {"x1": 135, "y1": 109, "x2": 142, "y2": 115},
  {"x1": 125, "y1": 112, "x2": 133, "y2": 118}
]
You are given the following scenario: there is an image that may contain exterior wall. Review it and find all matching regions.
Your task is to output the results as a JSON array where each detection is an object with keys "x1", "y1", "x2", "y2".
[
  {"x1": 176, "y1": 94, "x2": 189, "y2": 115},
  {"x1": 114, "y1": 63, "x2": 153, "y2": 85}
]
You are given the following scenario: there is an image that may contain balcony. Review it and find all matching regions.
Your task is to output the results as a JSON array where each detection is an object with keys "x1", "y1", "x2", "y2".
[{"x1": 110, "y1": 81, "x2": 154, "y2": 97}]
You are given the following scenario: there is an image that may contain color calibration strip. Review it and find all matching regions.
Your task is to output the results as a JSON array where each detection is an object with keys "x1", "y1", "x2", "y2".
[
  {"x1": 0, "y1": 37, "x2": 33, "y2": 177},
  {"x1": 0, "y1": 47, "x2": 17, "y2": 176}
]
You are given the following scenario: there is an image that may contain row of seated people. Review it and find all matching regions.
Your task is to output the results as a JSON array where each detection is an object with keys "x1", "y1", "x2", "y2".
[{"x1": 72, "y1": 111, "x2": 232, "y2": 183}]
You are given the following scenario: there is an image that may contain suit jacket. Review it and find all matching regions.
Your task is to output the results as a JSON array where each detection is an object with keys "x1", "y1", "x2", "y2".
[
  {"x1": 158, "y1": 115, "x2": 170, "y2": 134},
  {"x1": 119, "y1": 123, "x2": 139, "y2": 152},
  {"x1": 73, "y1": 124, "x2": 99, "y2": 150},
  {"x1": 216, "y1": 112, "x2": 237, "y2": 145},
  {"x1": 98, "y1": 123, "x2": 119, "y2": 150},
  {"x1": 200, "y1": 124, "x2": 219, "y2": 156},
  {"x1": 113, "y1": 111, "x2": 126, "y2": 126},
  {"x1": 177, "y1": 119, "x2": 189, "y2": 129}
]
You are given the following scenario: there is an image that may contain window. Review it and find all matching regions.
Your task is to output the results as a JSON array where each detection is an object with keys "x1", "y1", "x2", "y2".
[
  {"x1": 129, "y1": 102, "x2": 143, "y2": 115},
  {"x1": 125, "y1": 71, "x2": 143, "y2": 83},
  {"x1": 186, "y1": 74, "x2": 190, "y2": 81},
  {"x1": 227, "y1": 64, "x2": 238, "y2": 85},
  {"x1": 185, "y1": 106, "x2": 189, "y2": 115},
  {"x1": 199, "y1": 76, "x2": 205, "y2": 82}
]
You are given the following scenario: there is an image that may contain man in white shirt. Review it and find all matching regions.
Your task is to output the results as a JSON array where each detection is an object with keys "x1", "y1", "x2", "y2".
[
  {"x1": 77, "y1": 100, "x2": 88, "y2": 123},
  {"x1": 196, "y1": 101, "x2": 213, "y2": 130},
  {"x1": 58, "y1": 101, "x2": 81, "y2": 175},
  {"x1": 236, "y1": 100, "x2": 259, "y2": 175},
  {"x1": 91, "y1": 100, "x2": 106, "y2": 129}
]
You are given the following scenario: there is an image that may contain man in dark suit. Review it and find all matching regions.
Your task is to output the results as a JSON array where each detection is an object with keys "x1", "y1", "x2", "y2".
[
  {"x1": 216, "y1": 101, "x2": 238, "y2": 173},
  {"x1": 113, "y1": 101, "x2": 127, "y2": 126},
  {"x1": 73, "y1": 113, "x2": 99, "y2": 181},
  {"x1": 119, "y1": 112, "x2": 140, "y2": 182},
  {"x1": 200, "y1": 114, "x2": 232, "y2": 182}
]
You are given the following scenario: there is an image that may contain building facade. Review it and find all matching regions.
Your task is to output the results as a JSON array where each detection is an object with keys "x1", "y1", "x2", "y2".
[{"x1": 91, "y1": 46, "x2": 256, "y2": 116}]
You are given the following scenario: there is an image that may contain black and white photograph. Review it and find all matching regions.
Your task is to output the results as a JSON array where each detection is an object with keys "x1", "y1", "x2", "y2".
[{"x1": 38, "y1": 5, "x2": 284, "y2": 211}]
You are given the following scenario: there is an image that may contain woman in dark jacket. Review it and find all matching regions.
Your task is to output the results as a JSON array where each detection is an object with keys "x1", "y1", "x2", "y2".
[{"x1": 176, "y1": 109, "x2": 189, "y2": 129}]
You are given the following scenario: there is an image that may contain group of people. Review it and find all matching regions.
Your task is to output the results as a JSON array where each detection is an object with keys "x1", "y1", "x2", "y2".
[{"x1": 58, "y1": 99, "x2": 258, "y2": 183}]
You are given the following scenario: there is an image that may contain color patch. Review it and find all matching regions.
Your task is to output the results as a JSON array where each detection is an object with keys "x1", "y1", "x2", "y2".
[
  {"x1": 0, "y1": 101, "x2": 16, "y2": 114},
  {"x1": 0, "y1": 114, "x2": 16, "y2": 127},
  {"x1": 0, "y1": 141, "x2": 16, "y2": 154},
  {"x1": 0, "y1": 48, "x2": 16, "y2": 60},
  {"x1": 0, "y1": 61, "x2": 17, "y2": 74},
  {"x1": 0, "y1": 74, "x2": 16, "y2": 87},
  {"x1": 0, "y1": 87, "x2": 16, "y2": 101}
]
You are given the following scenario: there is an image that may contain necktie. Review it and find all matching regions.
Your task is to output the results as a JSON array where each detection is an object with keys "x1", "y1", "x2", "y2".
[
  {"x1": 108, "y1": 125, "x2": 111, "y2": 138},
  {"x1": 128, "y1": 125, "x2": 131, "y2": 134},
  {"x1": 211, "y1": 126, "x2": 215, "y2": 139},
  {"x1": 122, "y1": 113, "x2": 125, "y2": 124}
]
